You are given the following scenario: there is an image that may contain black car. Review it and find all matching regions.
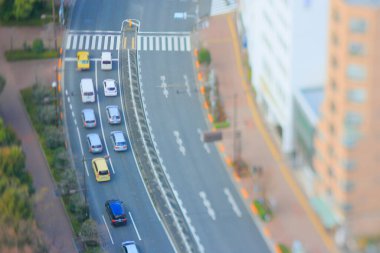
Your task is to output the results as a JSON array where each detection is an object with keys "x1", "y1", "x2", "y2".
[{"x1": 105, "y1": 200, "x2": 127, "y2": 226}]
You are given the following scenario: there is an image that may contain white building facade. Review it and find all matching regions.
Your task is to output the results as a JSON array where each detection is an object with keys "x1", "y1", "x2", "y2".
[{"x1": 240, "y1": 0, "x2": 328, "y2": 154}]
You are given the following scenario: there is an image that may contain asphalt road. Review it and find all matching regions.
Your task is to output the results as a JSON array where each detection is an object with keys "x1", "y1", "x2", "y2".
[{"x1": 63, "y1": 0, "x2": 271, "y2": 252}]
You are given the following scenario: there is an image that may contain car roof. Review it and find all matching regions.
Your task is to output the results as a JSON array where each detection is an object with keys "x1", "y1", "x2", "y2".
[
  {"x1": 112, "y1": 131, "x2": 125, "y2": 141},
  {"x1": 92, "y1": 158, "x2": 108, "y2": 171},
  {"x1": 102, "y1": 52, "x2": 111, "y2": 59},
  {"x1": 104, "y1": 79, "x2": 116, "y2": 86},
  {"x1": 77, "y1": 51, "x2": 89, "y2": 57},
  {"x1": 108, "y1": 200, "x2": 124, "y2": 216},
  {"x1": 87, "y1": 133, "x2": 101, "y2": 144},
  {"x1": 107, "y1": 106, "x2": 120, "y2": 115},
  {"x1": 82, "y1": 109, "x2": 95, "y2": 120},
  {"x1": 122, "y1": 241, "x2": 139, "y2": 253}
]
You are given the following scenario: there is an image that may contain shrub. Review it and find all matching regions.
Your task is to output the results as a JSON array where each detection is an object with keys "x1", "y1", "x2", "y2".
[
  {"x1": 254, "y1": 199, "x2": 272, "y2": 222},
  {"x1": 44, "y1": 126, "x2": 64, "y2": 149},
  {"x1": 32, "y1": 38, "x2": 44, "y2": 53},
  {"x1": 37, "y1": 105, "x2": 56, "y2": 125},
  {"x1": 79, "y1": 219, "x2": 100, "y2": 247},
  {"x1": 198, "y1": 48, "x2": 211, "y2": 65},
  {"x1": 31, "y1": 84, "x2": 52, "y2": 105},
  {"x1": 52, "y1": 147, "x2": 69, "y2": 170},
  {"x1": 0, "y1": 75, "x2": 5, "y2": 95},
  {"x1": 278, "y1": 244, "x2": 291, "y2": 253},
  {"x1": 68, "y1": 194, "x2": 88, "y2": 223},
  {"x1": 59, "y1": 169, "x2": 78, "y2": 195}
]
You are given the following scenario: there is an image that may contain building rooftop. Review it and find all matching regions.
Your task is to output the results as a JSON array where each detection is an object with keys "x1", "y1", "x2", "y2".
[{"x1": 346, "y1": 0, "x2": 380, "y2": 6}]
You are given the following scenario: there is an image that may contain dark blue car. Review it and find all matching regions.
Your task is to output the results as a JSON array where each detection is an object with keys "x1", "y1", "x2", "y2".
[{"x1": 105, "y1": 199, "x2": 127, "y2": 226}]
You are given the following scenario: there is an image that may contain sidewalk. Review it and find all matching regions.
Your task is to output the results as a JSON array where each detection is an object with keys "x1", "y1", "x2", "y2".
[
  {"x1": 0, "y1": 26, "x2": 76, "y2": 253},
  {"x1": 198, "y1": 14, "x2": 338, "y2": 253}
]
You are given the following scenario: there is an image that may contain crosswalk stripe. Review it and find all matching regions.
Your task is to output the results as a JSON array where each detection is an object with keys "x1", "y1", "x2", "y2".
[
  {"x1": 66, "y1": 35, "x2": 72, "y2": 49},
  {"x1": 161, "y1": 36, "x2": 166, "y2": 51},
  {"x1": 110, "y1": 36, "x2": 115, "y2": 50},
  {"x1": 78, "y1": 35, "x2": 84, "y2": 50},
  {"x1": 149, "y1": 36, "x2": 154, "y2": 51},
  {"x1": 179, "y1": 36, "x2": 185, "y2": 51},
  {"x1": 185, "y1": 36, "x2": 191, "y2": 51},
  {"x1": 173, "y1": 36, "x2": 179, "y2": 51},
  {"x1": 104, "y1": 35, "x2": 109, "y2": 50},
  {"x1": 137, "y1": 36, "x2": 141, "y2": 50},
  {"x1": 97, "y1": 35, "x2": 102, "y2": 50},
  {"x1": 116, "y1": 36, "x2": 121, "y2": 50},
  {"x1": 85, "y1": 35, "x2": 90, "y2": 50},
  {"x1": 155, "y1": 36, "x2": 160, "y2": 51},
  {"x1": 167, "y1": 36, "x2": 173, "y2": 51},
  {"x1": 142, "y1": 36, "x2": 146, "y2": 51},
  {"x1": 72, "y1": 35, "x2": 78, "y2": 50},
  {"x1": 91, "y1": 36, "x2": 96, "y2": 50}
]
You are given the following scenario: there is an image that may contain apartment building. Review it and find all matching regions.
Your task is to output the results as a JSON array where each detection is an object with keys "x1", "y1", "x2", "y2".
[{"x1": 314, "y1": 0, "x2": 380, "y2": 246}]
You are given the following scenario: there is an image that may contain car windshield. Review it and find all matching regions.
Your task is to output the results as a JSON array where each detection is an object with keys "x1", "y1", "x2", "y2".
[
  {"x1": 108, "y1": 87, "x2": 115, "y2": 90},
  {"x1": 84, "y1": 92, "x2": 93, "y2": 96},
  {"x1": 103, "y1": 60, "x2": 111, "y2": 64},
  {"x1": 117, "y1": 142, "x2": 126, "y2": 146},
  {"x1": 80, "y1": 60, "x2": 89, "y2": 64},
  {"x1": 94, "y1": 144, "x2": 102, "y2": 148},
  {"x1": 99, "y1": 170, "x2": 108, "y2": 175}
]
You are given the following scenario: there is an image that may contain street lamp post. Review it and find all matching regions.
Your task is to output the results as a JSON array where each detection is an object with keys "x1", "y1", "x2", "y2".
[
  {"x1": 51, "y1": 81, "x2": 58, "y2": 128},
  {"x1": 82, "y1": 155, "x2": 89, "y2": 218}
]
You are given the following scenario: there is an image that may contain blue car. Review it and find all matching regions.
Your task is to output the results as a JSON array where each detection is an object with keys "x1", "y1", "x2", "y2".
[{"x1": 105, "y1": 199, "x2": 127, "y2": 226}]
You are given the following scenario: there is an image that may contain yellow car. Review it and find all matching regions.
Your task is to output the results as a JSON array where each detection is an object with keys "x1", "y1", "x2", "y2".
[
  {"x1": 77, "y1": 51, "x2": 90, "y2": 70},
  {"x1": 91, "y1": 157, "x2": 110, "y2": 182}
]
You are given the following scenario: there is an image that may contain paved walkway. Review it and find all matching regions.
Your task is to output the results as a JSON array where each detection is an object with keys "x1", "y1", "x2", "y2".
[
  {"x1": 198, "y1": 14, "x2": 339, "y2": 253},
  {"x1": 0, "y1": 26, "x2": 77, "y2": 253}
]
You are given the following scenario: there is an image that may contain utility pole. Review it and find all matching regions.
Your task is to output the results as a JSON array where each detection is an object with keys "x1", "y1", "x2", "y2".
[
  {"x1": 51, "y1": 80, "x2": 58, "y2": 128},
  {"x1": 82, "y1": 155, "x2": 89, "y2": 218},
  {"x1": 52, "y1": 0, "x2": 58, "y2": 51}
]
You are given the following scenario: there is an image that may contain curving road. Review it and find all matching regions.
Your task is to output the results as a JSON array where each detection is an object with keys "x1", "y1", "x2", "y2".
[{"x1": 63, "y1": 0, "x2": 271, "y2": 252}]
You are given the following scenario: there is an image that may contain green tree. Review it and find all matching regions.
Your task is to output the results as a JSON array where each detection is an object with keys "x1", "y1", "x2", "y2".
[
  {"x1": 0, "y1": 0, "x2": 14, "y2": 21},
  {"x1": 12, "y1": 0, "x2": 35, "y2": 20},
  {"x1": 0, "y1": 186, "x2": 32, "y2": 224},
  {"x1": 44, "y1": 126, "x2": 64, "y2": 149},
  {"x1": 198, "y1": 48, "x2": 211, "y2": 66},
  {"x1": 0, "y1": 75, "x2": 5, "y2": 95}
]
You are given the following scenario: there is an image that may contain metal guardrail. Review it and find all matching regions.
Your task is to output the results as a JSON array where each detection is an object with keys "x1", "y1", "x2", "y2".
[{"x1": 119, "y1": 24, "x2": 200, "y2": 253}]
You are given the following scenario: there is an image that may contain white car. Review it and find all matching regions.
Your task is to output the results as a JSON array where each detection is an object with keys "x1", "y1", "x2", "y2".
[
  {"x1": 103, "y1": 79, "x2": 117, "y2": 96},
  {"x1": 106, "y1": 105, "x2": 121, "y2": 124},
  {"x1": 110, "y1": 131, "x2": 128, "y2": 152},
  {"x1": 101, "y1": 52, "x2": 112, "y2": 70}
]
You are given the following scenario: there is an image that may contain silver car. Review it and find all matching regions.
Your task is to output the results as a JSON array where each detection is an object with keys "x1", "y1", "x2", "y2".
[
  {"x1": 86, "y1": 133, "x2": 103, "y2": 153},
  {"x1": 122, "y1": 241, "x2": 139, "y2": 253},
  {"x1": 106, "y1": 105, "x2": 121, "y2": 125},
  {"x1": 110, "y1": 131, "x2": 127, "y2": 152},
  {"x1": 81, "y1": 108, "x2": 96, "y2": 128}
]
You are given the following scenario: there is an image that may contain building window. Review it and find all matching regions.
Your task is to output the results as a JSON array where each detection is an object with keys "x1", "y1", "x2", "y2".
[
  {"x1": 263, "y1": 11, "x2": 273, "y2": 28},
  {"x1": 331, "y1": 56, "x2": 338, "y2": 68},
  {"x1": 341, "y1": 180, "x2": 354, "y2": 192},
  {"x1": 347, "y1": 89, "x2": 366, "y2": 103},
  {"x1": 342, "y1": 128, "x2": 362, "y2": 148},
  {"x1": 262, "y1": 33, "x2": 272, "y2": 51},
  {"x1": 341, "y1": 159, "x2": 356, "y2": 171},
  {"x1": 332, "y1": 8, "x2": 340, "y2": 22},
  {"x1": 330, "y1": 101, "x2": 336, "y2": 113},
  {"x1": 341, "y1": 203, "x2": 353, "y2": 213},
  {"x1": 346, "y1": 64, "x2": 366, "y2": 81},
  {"x1": 348, "y1": 42, "x2": 365, "y2": 56},
  {"x1": 332, "y1": 32, "x2": 339, "y2": 46},
  {"x1": 328, "y1": 166, "x2": 334, "y2": 178},
  {"x1": 349, "y1": 18, "x2": 367, "y2": 33},
  {"x1": 331, "y1": 79, "x2": 337, "y2": 91},
  {"x1": 329, "y1": 124, "x2": 335, "y2": 135},
  {"x1": 345, "y1": 112, "x2": 363, "y2": 126}
]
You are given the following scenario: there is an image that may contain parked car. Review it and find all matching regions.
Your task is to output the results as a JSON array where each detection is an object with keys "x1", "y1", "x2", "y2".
[
  {"x1": 92, "y1": 157, "x2": 110, "y2": 182},
  {"x1": 122, "y1": 241, "x2": 139, "y2": 253},
  {"x1": 86, "y1": 133, "x2": 103, "y2": 153},
  {"x1": 106, "y1": 105, "x2": 121, "y2": 124},
  {"x1": 110, "y1": 131, "x2": 127, "y2": 152},
  {"x1": 105, "y1": 199, "x2": 127, "y2": 226},
  {"x1": 81, "y1": 108, "x2": 96, "y2": 128},
  {"x1": 77, "y1": 51, "x2": 90, "y2": 70},
  {"x1": 101, "y1": 52, "x2": 112, "y2": 70},
  {"x1": 103, "y1": 79, "x2": 117, "y2": 96}
]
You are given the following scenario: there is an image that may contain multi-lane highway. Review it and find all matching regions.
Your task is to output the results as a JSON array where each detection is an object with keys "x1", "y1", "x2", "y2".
[{"x1": 62, "y1": 1, "x2": 272, "y2": 252}]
